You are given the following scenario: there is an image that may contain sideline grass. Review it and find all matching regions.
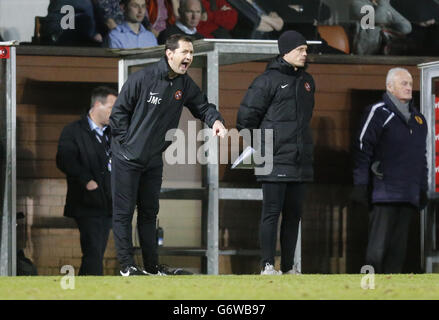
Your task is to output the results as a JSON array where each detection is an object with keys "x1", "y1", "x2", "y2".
[{"x1": 1, "y1": 274, "x2": 439, "y2": 300}]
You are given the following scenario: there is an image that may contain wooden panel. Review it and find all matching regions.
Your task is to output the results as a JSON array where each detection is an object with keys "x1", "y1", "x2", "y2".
[
  {"x1": 16, "y1": 54, "x2": 119, "y2": 179},
  {"x1": 16, "y1": 56, "x2": 118, "y2": 83}
]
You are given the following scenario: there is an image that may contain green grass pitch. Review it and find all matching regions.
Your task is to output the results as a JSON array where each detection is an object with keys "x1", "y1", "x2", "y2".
[{"x1": 1, "y1": 274, "x2": 439, "y2": 300}]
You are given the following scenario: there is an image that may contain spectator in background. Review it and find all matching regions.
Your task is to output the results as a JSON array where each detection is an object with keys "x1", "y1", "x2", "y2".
[
  {"x1": 197, "y1": 0, "x2": 238, "y2": 38},
  {"x1": 40, "y1": 0, "x2": 103, "y2": 46},
  {"x1": 107, "y1": 0, "x2": 158, "y2": 49},
  {"x1": 146, "y1": 0, "x2": 177, "y2": 38},
  {"x1": 254, "y1": 0, "x2": 331, "y2": 40},
  {"x1": 158, "y1": 0, "x2": 204, "y2": 44},
  {"x1": 228, "y1": 0, "x2": 284, "y2": 39},
  {"x1": 250, "y1": 0, "x2": 345, "y2": 53},
  {"x1": 94, "y1": 0, "x2": 152, "y2": 37},
  {"x1": 56, "y1": 86, "x2": 118, "y2": 275},
  {"x1": 390, "y1": 0, "x2": 439, "y2": 55},
  {"x1": 351, "y1": 0, "x2": 412, "y2": 55},
  {"x1": 94, "y1": 0, "x2": 125, "y2": 32}
]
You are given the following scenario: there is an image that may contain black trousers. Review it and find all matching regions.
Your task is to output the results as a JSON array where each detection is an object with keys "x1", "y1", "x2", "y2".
[
  {"x1": 74, "y1": 215, "x2": 112, "y2": 276},
  {"x1": 260, "y1": 182, "x2": 306, "y2": 272},
  {"x1": 366, "y1": 203, "x2": 415, "y2": 274},
  {"x1": 111, "y1": 155, "x2": 163, "y2": 272}
]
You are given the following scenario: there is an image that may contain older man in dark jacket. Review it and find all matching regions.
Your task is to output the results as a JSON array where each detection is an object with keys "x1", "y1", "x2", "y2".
[
  {"x1": 57, "y1": 86, "x2": 117, "y2": 275},
  {"x1": 352, "y1": 68, "x2": 428, "y2": 273},
  {"x1": 237, "y1": 30, "x2": 315, "y2": 275}
]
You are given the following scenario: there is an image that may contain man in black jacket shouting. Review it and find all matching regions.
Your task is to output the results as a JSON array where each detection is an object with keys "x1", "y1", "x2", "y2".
[
  {"x1": 110, "y1": 34, "x2": 227, "y2": 276},
  {"x1": 57, "y1": 86, "x2": 118, "y2": 275},
  {"x1": 237, "y1": 30, "x2": 315, "y2": 275}
]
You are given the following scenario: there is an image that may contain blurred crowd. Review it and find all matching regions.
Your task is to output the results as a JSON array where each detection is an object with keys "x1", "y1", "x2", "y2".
[{"x1": 2, "y1": 0, "x2": 439, "y2": 56}]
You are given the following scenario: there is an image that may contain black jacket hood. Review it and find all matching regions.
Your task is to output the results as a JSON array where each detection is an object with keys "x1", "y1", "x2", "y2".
[{"x1": 266, "y1": 56, "x2": 308, "y2": 76}]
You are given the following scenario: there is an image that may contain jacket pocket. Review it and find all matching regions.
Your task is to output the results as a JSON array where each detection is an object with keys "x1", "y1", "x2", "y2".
[
  {"x1": 273, "y1": 122, "x2": 297, "y2": 155},
  {"x1": 82, "y1": 188, "x2": 104, "y2": 209},
  {"x1": 299, "y1": 144, "x2": 314, "y2": 164}
]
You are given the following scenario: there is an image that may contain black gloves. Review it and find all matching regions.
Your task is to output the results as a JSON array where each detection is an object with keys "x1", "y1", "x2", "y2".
[
  {"x1": 350, "y1": 184, "x2": 369, "y2": 207},
  {"x1": 419, "y1": 190, "x2": 428, "y2": 210}
]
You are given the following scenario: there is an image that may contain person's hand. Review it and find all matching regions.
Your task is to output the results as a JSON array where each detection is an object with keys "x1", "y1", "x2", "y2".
[
  {"x1": 212, "y1": 120, "x2": 228, "y2": 138},
  {"x1": 288, "y1": 5, "x2": 303, "y2": 12},
  {"x1": 201, "y1": 12, "x2": 208, "y2": 22},
  {"x1": 350, "y1": 185, "x2": 369, "y2": 207},
  {"x1": 151, "y1": 27, "x2": 160, "y2": 38},
  {"x1": 93, "y1": 33, "x2": 103, "y2": 43},
  {"x1": 86, "y1": 180, "x2": 98, "y2": 191},
  {"x1": 419, "y1": 19, "x2": 436, "y2": 27},
  {"x1": 419, "y1": 190, "x2": 428, "y2": 210},
  {"x1": 264, "y1": 12, "x2": 284, "y2": 31},
  {"x1": 105, "y1": 18, "x2": 118, "y2": 30}
]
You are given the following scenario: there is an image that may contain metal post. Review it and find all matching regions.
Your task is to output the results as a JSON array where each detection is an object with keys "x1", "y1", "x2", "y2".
[
  {"x1": 0, "y1": 46, "x2": 16, "y2": 276},
  {"x1": 418, "y1": 61, "x2": 439, "y2": 272},
  {"x1": 294, "y1": 222, "x2": 302, "y2": 273},
  {"x1": 205, "y1": 49, "x2": 219, "y2": 275}
]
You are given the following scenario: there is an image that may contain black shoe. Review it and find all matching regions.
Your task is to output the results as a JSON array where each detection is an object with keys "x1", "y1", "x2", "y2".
[
  {"x1": 120, "y1": 265, "x2": 147, "y2": 276},
  {"x1": 172, "y1": 267, "x2": 193, "y2": 275},
  {"x1": 157, "y1": 264, "x2": 193, "y2": 275}
]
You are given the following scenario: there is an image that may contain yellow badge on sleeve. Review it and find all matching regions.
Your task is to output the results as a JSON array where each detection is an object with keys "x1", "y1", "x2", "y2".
[{"x1": 415, "y1": 116, "x2": 423, "y2": 125}]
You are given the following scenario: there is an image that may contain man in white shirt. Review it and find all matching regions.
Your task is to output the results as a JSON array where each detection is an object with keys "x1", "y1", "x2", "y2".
[{"x1": 158, "y1": 0, "x2": 204, "y2": 44}]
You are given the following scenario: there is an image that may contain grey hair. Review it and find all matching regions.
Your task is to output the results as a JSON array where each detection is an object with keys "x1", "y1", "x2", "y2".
[{"x1": 386, "y1": 67, "x2": 411, "y2": 87}]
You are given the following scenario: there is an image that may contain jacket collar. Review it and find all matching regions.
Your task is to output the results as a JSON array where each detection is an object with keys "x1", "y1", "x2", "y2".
[
  {"x1": 266, "y1": 56, "x2": 305, "y2": 76},
  {"x1": 157, "y1": 56, "x2": 185, "y2": 81},
  {"x1": 382, "y1": 92, "x2": 417, "y2": 123}
]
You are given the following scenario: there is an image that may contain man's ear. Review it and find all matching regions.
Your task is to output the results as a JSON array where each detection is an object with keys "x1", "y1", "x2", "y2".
[
  {"x1": 165, "y1": 49, "x2": 172, "y2": 60},
  {"x1": 386, "y1": 83, "x2": 393, "y2": 94}
]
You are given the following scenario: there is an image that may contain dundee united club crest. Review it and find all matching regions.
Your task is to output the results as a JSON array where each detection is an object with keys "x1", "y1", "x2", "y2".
[{"x1": 174, "y1": 90, "x2": 183, "y2": 100}]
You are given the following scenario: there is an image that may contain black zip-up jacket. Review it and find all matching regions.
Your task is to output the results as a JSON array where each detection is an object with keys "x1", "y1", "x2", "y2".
[
  {"x1": 236, "y1": 56, "x2": 315, "y2": 182},
  {"x1": 110, "y1": 57, "x2": 224, "y2": 166}
]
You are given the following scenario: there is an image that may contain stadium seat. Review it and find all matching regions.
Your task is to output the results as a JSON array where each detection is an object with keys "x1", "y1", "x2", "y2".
[{"x1": 317, "y1": 25, "x2": 350, "y2": 54}]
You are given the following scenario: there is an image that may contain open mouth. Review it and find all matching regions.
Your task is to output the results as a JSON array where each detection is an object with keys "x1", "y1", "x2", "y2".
[{"x1": 181, "y1": 61, "x2": 190, "y2": 70}]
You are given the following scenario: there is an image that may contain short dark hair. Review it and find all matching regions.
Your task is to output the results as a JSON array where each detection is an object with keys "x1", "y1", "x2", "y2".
[
  {"x1": 165, "y1": 34, "x2": 194, "y2": 52},
  {"x1": 120, "y1": 0, "x2": 131, "y2": 6},
  {"x1": 178, "y1": 0, "x2": 202, "y2": 14},
  {"x1": 90, "y1": 86, "x2": 118, "y2": 111}
]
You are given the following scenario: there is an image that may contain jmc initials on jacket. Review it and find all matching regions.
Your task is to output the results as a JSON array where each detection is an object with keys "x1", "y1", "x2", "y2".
[
  {"x1": 236, "y1": 56, "x2": 315, "y2": 182},
  {"x1": 110, "y1": 57, "x2": 224, "y2": 166}
]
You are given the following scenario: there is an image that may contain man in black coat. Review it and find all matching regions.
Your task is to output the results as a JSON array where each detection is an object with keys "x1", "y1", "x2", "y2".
[
  {"x1": 40, "y1": 0, "x2": 103, "y2": 46},
  {"x1": 157, "y1": 0, "x2": 204, "y2": 44},
  {"x1": 390, "y1": 0, "x2": 439, "y2": 55},
  {"x1": 57, "y1": 86, "x2": 117, "y2": 275},
  {"x1": 236, "y1": 30, "x2": 315, "y2": 275},
  {"x1": 110, "y1": 34, "x2": 227, "y2": 276}
]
